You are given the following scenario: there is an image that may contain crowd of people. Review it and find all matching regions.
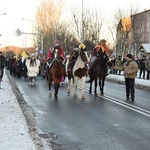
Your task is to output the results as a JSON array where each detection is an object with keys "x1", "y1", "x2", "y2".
[{"x1": 109, "y1": 54, "x2": 150, "y2": 80}]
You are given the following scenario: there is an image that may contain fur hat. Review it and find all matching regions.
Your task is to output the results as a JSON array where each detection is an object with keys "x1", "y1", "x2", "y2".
[
  {"x1": 127, "y1": 54, "x2": 133, "y2": 59},
  {"x1": 100, "y1": 39, "x2": 107, "y2": 43}
]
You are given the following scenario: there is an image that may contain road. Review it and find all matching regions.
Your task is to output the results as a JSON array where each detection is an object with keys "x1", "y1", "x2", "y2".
[{"x1": 14, "y1": 75, "x2": 150, "y2": 150}]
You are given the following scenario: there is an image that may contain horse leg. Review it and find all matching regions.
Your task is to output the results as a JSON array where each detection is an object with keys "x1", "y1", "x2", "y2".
[
  {"x1": 54, "y1": 82, "x2": 59, "y2": 100},
  {"x1": 74, "y1": 77, "x2": 78, "y2": 98},
  {"x1": 95, "y1": 78, "x2": 98, "y2": 96},
  {"x1": 89, "y1": 77, "x2": 93, "y2": 94},
  {"x1": 67, "y1": 79, "x2": 71, "y2": 96},
  {"x1": 100, "y1": 77, "x2": 105, "y2": 96},
  {"x1": 48, "y1": 77, "x2": 52, "y2": 97},
  {"x1": 99, "y1": 77, "x2": 102, "y2": 95},
  {"x1": 81, "y1": 76, "x2": 86, "y2": 99}
]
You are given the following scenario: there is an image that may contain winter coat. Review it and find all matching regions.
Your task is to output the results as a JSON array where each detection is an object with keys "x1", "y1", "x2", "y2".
[
  {"x1": 115, "y1": 58, "x2": 122, "y2": 67},
  {"x1": 145, "y1": 58, "x2": 150, "y2": 71},
  {"x1": 26, "y1": 60, "x2": 40, "y2": 77},
  {"x1": 0, "y1": 55, "x2": 6, "y2": 69},
  {"x1": 115, "y1": 60, "x2": 138, "y2": 79},
  {"x1": 16, "y1": 59, "x2": 22, "y2": 73},
  {"x1": 139, "y1": 58, "x2": 146, "y2": 70}
]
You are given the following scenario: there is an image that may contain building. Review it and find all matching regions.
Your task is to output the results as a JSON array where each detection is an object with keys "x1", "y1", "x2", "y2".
[{"x1": 116, "y1": 9, "x2": 150, "y2": 57}]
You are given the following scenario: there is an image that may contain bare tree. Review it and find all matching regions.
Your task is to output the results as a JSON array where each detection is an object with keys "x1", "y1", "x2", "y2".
[{"x1": 106, "y1": 1, "x2": 140, "y2": 56}]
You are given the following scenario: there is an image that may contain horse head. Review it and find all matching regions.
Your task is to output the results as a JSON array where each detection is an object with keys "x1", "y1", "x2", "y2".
[
  {"x1": 80, "y1": 48, "x2": 88, "y2": 63},
  {"x1": 54, "y1": 48, "x2": 61, "y2": 61}
]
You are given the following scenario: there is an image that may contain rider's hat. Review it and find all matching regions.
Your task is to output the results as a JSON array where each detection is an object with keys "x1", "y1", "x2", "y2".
[{"x1": 100, "y1": 39, "x2": 107, "y2": 43}]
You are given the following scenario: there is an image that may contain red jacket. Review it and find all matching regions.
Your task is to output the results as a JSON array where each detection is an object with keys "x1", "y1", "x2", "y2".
[
  {"x1": 47, "y1": 48, "x2": 53, "y2": 60},
  {"x1": 60, "y1": 47, "x2": 65, "y2": 58}
]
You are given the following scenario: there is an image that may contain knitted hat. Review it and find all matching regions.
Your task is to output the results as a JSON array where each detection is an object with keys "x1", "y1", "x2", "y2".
[{"x1": 127, "y1": 54, "x2": 133, "y2": 59}]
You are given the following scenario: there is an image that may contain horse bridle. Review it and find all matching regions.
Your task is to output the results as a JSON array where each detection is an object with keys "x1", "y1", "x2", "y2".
[{"x1": 54, "y1": 49, "x2": 62, "y2": 62}]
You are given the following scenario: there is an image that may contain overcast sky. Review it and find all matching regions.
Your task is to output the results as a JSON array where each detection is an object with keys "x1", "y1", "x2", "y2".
[{"x1": 0, "y1": 0, "x2": 150, "y2": 48}]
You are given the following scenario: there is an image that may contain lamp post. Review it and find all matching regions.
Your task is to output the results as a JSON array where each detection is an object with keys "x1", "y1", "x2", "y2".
[
  {"x1": 81, "y1": 0, "x2": 83, "y2": 43},
  {"x1": 22, "y1": 18, "x2": 43, "y2": 51}
]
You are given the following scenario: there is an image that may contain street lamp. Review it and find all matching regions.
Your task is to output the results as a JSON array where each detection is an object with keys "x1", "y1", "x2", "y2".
[
  {"x1": 21, "y1": 17, "x2": 43, "y2": 51},
  {"x1": 0, "y1": 13, "x2": 7, "y2": 15}
]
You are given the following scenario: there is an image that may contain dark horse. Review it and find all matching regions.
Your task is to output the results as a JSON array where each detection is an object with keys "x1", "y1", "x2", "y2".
[
  {"x1": 87, "y1": 53, "x2": 112, "y2": 96},
  {"x1": 47, "y1": 48, "x2": 66, "y2": 100},
  {"x1": 67, "y1": 48, "x2": 88, "y2": 99}
]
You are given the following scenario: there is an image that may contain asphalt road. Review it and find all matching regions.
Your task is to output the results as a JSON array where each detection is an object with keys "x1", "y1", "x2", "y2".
[{"x1": 14, "y1": 75, "x2": 150, "y2": 150}]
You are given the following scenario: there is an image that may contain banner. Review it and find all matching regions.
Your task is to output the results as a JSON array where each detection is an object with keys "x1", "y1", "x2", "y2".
[{"x1": 21, "y1": 50, "x2": 27, "y2": 59}]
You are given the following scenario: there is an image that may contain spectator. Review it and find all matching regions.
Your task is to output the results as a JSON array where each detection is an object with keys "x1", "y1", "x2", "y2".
[
  {"x1": 109, "y1": 56, "x2": 116, "y2": 74},
  {"x1": 145, "y1": 55, "x2": 150, "y2": 80},
  {"x1": 115, "y1": 55, "x2": 122, "y2": 75},
  {"x1": 139, "y1": 55, "x2": 146, "y2": 79},
  {"x1": 114, "y1": 54, "x2": 138, "y2": 102},
  {"x1": 0, "y1": 51, "x2": 6, "y2": 80}
]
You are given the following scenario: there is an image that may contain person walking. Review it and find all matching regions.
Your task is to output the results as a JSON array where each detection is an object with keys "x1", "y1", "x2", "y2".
[
  {"x1": 145, "y1": 55, "x2": 150, "y2": 80},
  {"x1": 26, "y1": 54, "x2": 40, "y2": 85},
  {"x1": 114, "y1": 54, "x2": 138, "y2": 102},
  {"x1": 15, "y1": 56, "x2": 22, "y2": 79},
  {"x1": 0, "y1": 51, "x2": 6, "y2": 81}
]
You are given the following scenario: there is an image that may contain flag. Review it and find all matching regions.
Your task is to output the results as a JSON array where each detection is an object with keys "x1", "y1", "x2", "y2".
[{"x1": 21, "y1": 50, "x2": 27, "y2": 59}]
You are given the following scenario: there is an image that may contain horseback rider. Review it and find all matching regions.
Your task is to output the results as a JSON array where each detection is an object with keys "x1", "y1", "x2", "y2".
[
  {"x1": 88, "y1": 39, "x2": 109, "y2": 75},
  {"x1": 46, "y1": 40, "x2": 65, "y2": 70},
  {"x1": 67, "y1": 44, "x2": 80, "y2": 72},
  {"x1": 67, "y1": 43, "x2": 88, "y2": 73}
]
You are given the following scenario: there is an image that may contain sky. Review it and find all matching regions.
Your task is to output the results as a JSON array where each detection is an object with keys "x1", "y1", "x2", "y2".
[{"x1": 0, "y1": 0, "x2": 150, "y2": 48}]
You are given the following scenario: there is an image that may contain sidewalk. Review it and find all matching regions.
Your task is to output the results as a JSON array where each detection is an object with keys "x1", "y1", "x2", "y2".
[
  {"x1": 0, "y1": 72, "x2": 38, "y2": 150},
  {"x1": 106, "y1": 71, "x2": 150, "y2": 91}
]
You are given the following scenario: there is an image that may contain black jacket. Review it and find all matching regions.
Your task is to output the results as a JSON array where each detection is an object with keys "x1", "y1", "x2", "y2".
[{"x1": 0, "y1": 55, "x2": 6, "y2": 69}]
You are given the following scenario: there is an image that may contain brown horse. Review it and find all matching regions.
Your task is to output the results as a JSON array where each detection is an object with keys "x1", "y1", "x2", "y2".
[
  {"x1": 47, "y1": 49, "x2": 66, "y2": 100},
  {"x1": 67, "y1": 48, "x2": 88, "y2": 99}
]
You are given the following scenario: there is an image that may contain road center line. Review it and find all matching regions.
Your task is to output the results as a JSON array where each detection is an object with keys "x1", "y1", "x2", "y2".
[{"x1": 77, "y1": 85, "x2": 150, "y2": 118}]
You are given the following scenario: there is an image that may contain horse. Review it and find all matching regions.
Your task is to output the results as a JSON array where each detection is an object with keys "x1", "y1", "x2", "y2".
[
  {"x1": 67, "y1": 48, "x2": 88, "y2": 99},
  {"x1": 47, "y1": 48, "x2": 66, "y2": 100},
  {"x1": 87, "y1": 53, "x2": 112, "y2": 96}
]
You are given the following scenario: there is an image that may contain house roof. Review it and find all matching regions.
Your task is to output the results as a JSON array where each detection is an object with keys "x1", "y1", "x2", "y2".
[{"x1": 139, "y1": 44, "x2": 150, "y2": 53}]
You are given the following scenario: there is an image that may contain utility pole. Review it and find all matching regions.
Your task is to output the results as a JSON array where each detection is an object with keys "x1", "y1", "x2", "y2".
[{"x1": 81, "y1": 0, "x2": 83, "y2": 43}]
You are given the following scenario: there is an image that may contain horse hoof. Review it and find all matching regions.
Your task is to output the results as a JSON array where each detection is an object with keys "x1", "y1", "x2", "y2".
[
  {"x1": 67, "y1": 91, "x2": 70, "y2": 96},
  {"x1": 54, "y1": 97, "x2": 58, "y2": 100},
  {"x1": 95, "y1": 93, "x2": 98, "y2": 97},
  {"x1": 101, "y1": 93, "x2": 104, "y2": 96},
  {"x1": 49, "y1": 93, "x2": 52, "y2": 97},
  {"x1": 82, "y1": 96, "x2": 86, "y2": 100},
  {"x1": 74, "y1": 94, "x2": 78, "y2": 98}
]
